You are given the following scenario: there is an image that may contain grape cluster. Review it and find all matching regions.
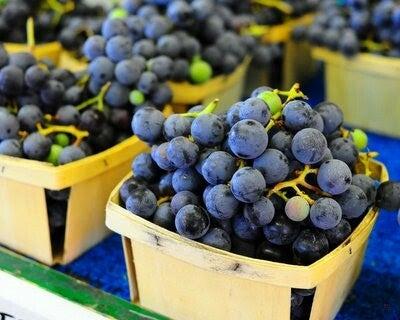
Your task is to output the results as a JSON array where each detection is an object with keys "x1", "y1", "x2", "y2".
[
  {"x1": 0, "y1": 0, "x2": 105, "y2": 53},
  {"x1": 294, "y1": 0, "x2": 400, "y2": 57}
]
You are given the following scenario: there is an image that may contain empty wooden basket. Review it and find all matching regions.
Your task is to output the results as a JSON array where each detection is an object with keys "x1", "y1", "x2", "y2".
[
  {"x1": 106, "y1": 160, "x2": 387, "y2": 320},
  {"x1": 313, "y1": 48, "x2": 400, "y2": 137}
]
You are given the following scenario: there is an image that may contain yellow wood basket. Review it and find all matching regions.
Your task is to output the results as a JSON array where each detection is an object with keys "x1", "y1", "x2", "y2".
[
  {"x1": 4, "y1": 42, "x2": 62, "y2": 64},
  {"x1": 312, "y1": 48, "x2": 400, "y2": 137},
  {"x1": 106, "y1": 160, "x2": 387, "y2": 320}
]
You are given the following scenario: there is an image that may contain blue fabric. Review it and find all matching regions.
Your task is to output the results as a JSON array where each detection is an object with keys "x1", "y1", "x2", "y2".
[{"x1": 56, "y1": 73, "x2": 400, "y2": 319}]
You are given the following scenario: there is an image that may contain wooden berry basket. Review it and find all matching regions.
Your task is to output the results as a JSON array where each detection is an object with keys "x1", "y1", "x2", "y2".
[
  {"x1": 0, "y1": 136, "x2": 149, "y2": 266},
  {"x1": 106, "y1": 160, "x2": 387, "y2": 320},
  {"x1": 312, "y1": 48, "x2": 400, "y2": 137},
  {"x1": 4, "y1": 42, "x2": 62, "y2": 64}
]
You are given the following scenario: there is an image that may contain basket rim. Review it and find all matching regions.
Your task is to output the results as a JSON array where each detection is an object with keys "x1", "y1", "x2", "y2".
[{"x1": 106, "y1": 160, "x2": 388, "y2": 288}]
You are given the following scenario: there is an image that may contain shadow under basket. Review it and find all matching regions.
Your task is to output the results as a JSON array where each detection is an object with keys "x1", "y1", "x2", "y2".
[
  {"x1": 106, "y1": 160, "x2": 387, "y2": 320},
  {"x1": 0, "y1": 136, "x2": 148, "y2": 266},
  {"x1": 313, "y1": 48, "x2": 400, "y2": 137}
]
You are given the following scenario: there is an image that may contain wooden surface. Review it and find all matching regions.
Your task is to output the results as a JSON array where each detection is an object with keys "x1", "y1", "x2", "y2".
[
  {"x1": 4, "y1": 42, "x2": 62, "y2": 64},
  {"x1": 106, "y1": 161, "x2": 387, "y2": 320},
  {"x1": 313, "y1": 48, "x2": 400, "y2": 137}
]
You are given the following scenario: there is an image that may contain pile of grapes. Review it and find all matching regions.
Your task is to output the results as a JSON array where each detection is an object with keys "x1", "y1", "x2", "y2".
[
  {"x1": 82, "y1": 0, "x2": 259, "y2": 86},
  {"x1": 294, "y1": 0, "x2": 400, "y2": 57},
  {"x1": 0, "y1": 0, "x2": 105, "y2": 53}
]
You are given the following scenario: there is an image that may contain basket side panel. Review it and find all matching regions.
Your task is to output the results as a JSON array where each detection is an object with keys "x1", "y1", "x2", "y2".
[
  {"x1": 310, "y1": 241, "x2": 369, "y2": 320},
  {"x1": 61, "y1": 159, "x2": 131, "y2": 264},
  {"x1": 122, "y1": 236, "x2": 139, "y2": 302},
  {"x1": 132, "y1": 241, "x2": 291, "y2": 320},
  {"x1": 0, "y1": 177, "x2": 53, "y2": 265}
]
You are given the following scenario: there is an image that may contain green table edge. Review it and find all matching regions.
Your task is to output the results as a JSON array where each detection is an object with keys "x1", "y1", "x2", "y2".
[{"x1": 0, "y1": 246, "x2": 168, "y2": 320}]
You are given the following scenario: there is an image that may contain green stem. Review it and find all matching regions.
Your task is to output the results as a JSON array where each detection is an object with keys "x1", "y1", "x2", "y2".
[{"x1": 181, "y1": 99, "x2": 219, "y2": 118}]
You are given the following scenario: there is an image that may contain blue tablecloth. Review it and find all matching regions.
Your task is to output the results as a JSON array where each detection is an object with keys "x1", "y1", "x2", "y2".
[{"x1": 57, "y1": 74, "x2": 400, "y2": 319}]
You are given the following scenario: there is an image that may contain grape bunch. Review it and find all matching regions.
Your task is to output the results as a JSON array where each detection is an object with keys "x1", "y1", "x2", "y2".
[
  {"x1": 0, "y1": 0, "x2": 105, "y2": 53},
  {"x1": 294, "y1": 0, "x2": 400, "y2": 57}
]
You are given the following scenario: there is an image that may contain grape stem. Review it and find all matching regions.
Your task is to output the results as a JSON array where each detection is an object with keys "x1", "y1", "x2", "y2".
[
  {"x1": 26, "y1": 17, "x2": 35, "y2": 52},
  {"x1": 274, "y1": 83, "x2": 308, "y2": 104},
  {"x1": 36, "y1": 123, "x2": 89, "y2": 146},
  {"x1": 45, "y1": 0, "x2": 75, "y2": 25},
  {"x1": 75, "y1": 82, "x2": 111, "y2": 112},
  {"x1": 268, "y1": 165, "x2": 326, "y2": 205},
  {"x1": 362, "y1": 39, "x2": 390, "y2": 53},
  {"x1": 265, "y1": 111, "x2": 282, "y2": 132},
  {"x1": 181, "y1": 99, "x2": 219, "y2": 118},
  {"x1": 252, "y1": 0, "x2": 293, "y2": 15}
]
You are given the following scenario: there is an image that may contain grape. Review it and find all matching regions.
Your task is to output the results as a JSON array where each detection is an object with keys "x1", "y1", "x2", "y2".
[
  {"x1": 244, "y1": 197, "x2": 275, "y2": 227},
  {"x1": 126, "y1": 15, "x2": 145, "y2": 41},
  {"x1": 263, "y1": 215, "x2": 300, "y2": 246},
  {"x1": 324, "y1": 219, "x2": 352, "y2": 248},
  {"x1": 230, "y1": 167, "x2": 266, "y2": 203},
  {"x1": 293, "y1": 230, "x2": 329, "y2": 265},
  {"x1": 138, "y1": 71, "x2": 158, "y2": 94},
  {"x1": 83, "y1": 35, "x2": 106, "y2": 61},
  {"x1": 202, "y1": 46, "x2": 222, "y2": 69},
  {"x1": 56, "y1": 105, "x2": 80, "y2": 126},
  {"x1": 152, "y1": 143, "x2": 176, "y2": 171},
  {"x1": 132, "y1": 153, "x2": 159, "y2": 183},
  {"x1": 181, "y1": 36, "x2": 201, "y2": 59},
  {"x1": 15, "y1": 105, "x2": 43, "y2": 133},
  {"x1": 157, "y1": 35, "x2": 181, "y2": 58},
  {"x1": 329, "y1": 138, "x2": 359, "y2": 167},
  {"x1": 228, "y1": 119, "x2": 269, "y2": 160},
  {"x1": 9, "y1": 52, "x2": 36, "y2": 71},
  {"x1": 282, "y1": 100, "x2": 312, "y2": 132},
  {"x1": 153, "y1": 202, "x2": 175, "y2": 230},
  {"x1": 226, "y1": 102, "x2": 243, "y2": 127},
  {"x1": 171, "y1": 191, "x2": 199, "y2": 214},
  {"x1": 0, "y1": 139, "x2": 22, "y2": 157},
  {"x1": 126, "y1": 188, "x2": 157, "y2": 218},
  {"x1": 23, "y1": 133, "x2": 52, "y2": 160},
  {"x1": 166, "y1": 1, "x2": 193, "y2": 27},
  {"x1": 131, "y1": 107, "x2": 165, "y2": 143},
  {"x1": 309, "y1": 110, "x2": 324, "y2": 132},
  {"x1": 195, "y1": 148, "x2": 213, "y2": 174},
  {"x1": 163, "y1": 114, "x2": 192, "y2": 141},
  {"x1": 115, "y1": 59, "x2": 141, "y2": 86},
  {"x1": 231, "y1": 235, "x2": 256, "y2": 258},
  {"x1": 171, "y1": 58, "x2": 189, "y2": 81},
  {"x1": 205, "y1": 184, "x2": 239, "y2": 220},
  {"x1": 233, "y1": 214, "x2": 260, "y2": 241},
  {"x1": 352, "y1": 174, "x2": 377, "y2": 206},
  {"x1": 239, "y1": 97, "x2": 271, "y2": 126},
  {"x1": 40, "y1": 80, "x2": 65, "y2": 107},
  {"x1": 105, "y1": 35, "x2": 132, "y2": 63},
  {"x1": 0, "y1": 65, "x2": 24, "y2": 96},
  {"x1": 151, "y1": 84, "x2": 173, "y2": 108},
  {"x1": 221, "y1": 54, "x2": 239, "y2": 74},
  {"x1": 317, "y1": 159, "x2": 352, "y2": 195},
  {"x1": 119, "y1": 178, "x2": 145, "y2": 204},
  {"x1": 315, "y1": 102, "x2": 343, "y2": 135},
  {"x1": 257, "y1": 90, "x2": 282, "y2": 115},
  {"x1": 0, "y1": 45, "x2": 9, "y2": 68},
  {"x1": 167, "y1": 136, "x2": 199, "y2": 168},
  {"x1": 310, "y1": 198, "x2": 342, "y2": 230},
  {"x1": 175, "y1": 205, "x2": 210, "y2": 239},
  {"x1": 285, "y1": 196, "x2": 310, "y2": 222},
  {"x1": 50, "y1": 69, "x2": 76, "y2": 89},
  {"x1": 88, "y1": 56, "x2": 115, "y2": 85},
  {"x1": 132, "y1": 39, "x2": 156, "y2": 59},
  {"x1": 137, "y1": 4, "x2": 159, "y2": 20},
  {"x1": 256, "y1": 240, "x2": 289, "y2": 262},
  {"x1": 46, "y1": 144, "x2": 63, "y2": 165},
  {"x1": 129, "y1": 90, "x2": 145, "y2": 106},
  {"x1": 158, "y1": 172, "x2": 174, "y2": 197},
  {"x1": 351, "y1": 129, "x2": 368, "y2": 150},
  {"x1": 144, "y1": 15, "x2": 171, "y2": 40},
  {"x1": 189, "y1": 59, "x2": 212, "y2": 84},
  {"x1": 270, "y1": 130, "x2": 294, "y2": 159},
  {"x1": 190, "y1": 114, "x2": 225, "y2": 147},
  {"x1": 80, "y1": 109, "x2": 105, "y2": 134},
  {"x1": 376, "y1": 181, "x2": 400, "y2": 211},
  {"x1": 172, "y1": 168, "x2": 202, "y2": 193},
  {"x1": 291, "y1": 128, "x2": 327, "y2": 165},
  {"x1": 149, "y1": 55, "x2": 173, "y2": 82},
  {"x1": 253, "y1": 148, "x2": 289, "y2": 184},
  {"x1": 105, "y1": 82, "x2": 129, "y2": 108},
  {"x1": 101, "y1": 19, "x2": 129, "y2": 40},
  {"x1": 201, "y1": 151, "x2": 236, "y2": 185},
  {"x1": 201, "y1": 228, "x2": 231, "y2": 251},
  {"x1": 251, "y1": 86, "x2": 272, "y2": 98},
  {"x1": 58, "y1": 146, "x2": 86, "y2": 165},
  {"x1": 25, "y1": 65, "x2": 50, "y2": 90}
]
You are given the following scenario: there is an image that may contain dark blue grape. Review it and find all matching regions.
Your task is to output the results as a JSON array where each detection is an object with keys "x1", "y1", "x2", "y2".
[
  {"x1": 282, "y1": 100, "x2": 312, "y2": 132},
  {"x1": 201, "y1": 228, "x2": 231, "y2": 251},
  {"x1": 352, "y1": 174, "x2": 377, "y2": 206},
  {"x1": 226, "y1": 102, "x2": 243, "y2": 128},
  {"x1": 181, "y1": 36, "x2": 201, "y2": 59},
  {"x1": 202, "y1": 46, "x2": 222, "y2": 69},
  {"x1": 376, "y1": 182, "x2": 400, "y2": 211},
  {"x1": 163, "y1": 114, "x2": 192, "y2": 141},
  {"x1": 25, "y1": 65, "x2": 50, "y2": 90},
  {"x1": 244, "y1": 197, "x2": 275, "y2": 227},
  {"x1": 195, "y1": 148, "x2": 213, "y2": 174},
  {"x1": 0, "y1": 139, "x2": 22, "y2": 157},
  {"x1": 126, "y1": 15, "x2": 145, "y2": 41},
  {"x1": 175, "y1": 205, "x2": 210, "y2": 239},
  {"x1": 293, "y1": 229, "x2": 329, "y2": 265},
  {"x1": 231, "y1": 167, "x2": 266, "y2": 203},
  {"x1": 148, "y1": 55, "x2": 173, "y2": 82},
  {"x1": 156, "y1": 34, "x2": 181, "y2": 58},
  {"x1": 329, "y1": 138, "x2": 359, "y2": 167},
  {"x1": 23, "y1": 133, "x2": 51, "y2": 160},
  {"x1": 233, "y1": 214, "x2": 260, "y2": 241},
  {"x1": 310, "y1": 198, "x2": 342, "y2": 230},
  {"x1": 132, "y1": 39, "x2": 156, "y2": 59},
  {"x1": 323, "y1": 219, "x2": 352, "y2": 248},
  {"x1": 105, "y1": 82, "x2": 130, "y2": 108},
  {"x1": 335, "y1": 185, "x2": 368, "y2": 219},
  {"x1": 256, "y1": 240, "x2": 289, "y2": 263},
  {"x1": 40, "y1": 80, "x2": 65, "y2": 107},
  {"x1": 167, "y1": 0, "x2": 194, "y2": 27},
  {"x1": 138, "y1": 71, "x2": 158, "y2": 94},
  {"x1": 9, "y1": 52, "x2": 36, "y2": 71},
  {"x1": 317, "y1": 159, "x2": 352, "y2": 195},
  {"x1": 105, "y1": 35, "x2": 132, "y2": 63},
  {"x1": 205, "y1": 184, "x2": 240, "y2": 220},
  {"x1": 158, "y1": 173, "x2": 174, "y2": 197},
  {"x1": 172, "y1": 167, "x2": 201, "y2": 192},
  {"x1": 202, "y1": 151, "x2": 236, "y2": 185},
  {"x1": 253, "y1": 148, "x2": 289, "y2": 185},
  {"x1": 171, "y1": 58, "x2": 189, "y2": 82},
  {"x1": 17, "y1": 105, "x2": 43, "y2": 132},
  {"x1": 239, "y1": 97, "x2": 271, "y2": 126},
  {"x1": 0, "y1": 65, "x2": 24, "y2": 96},
  {"x1": 137, "y1": 4, "x2": 159, "y2": 20},
  {"x1": 315, "y1": 102, "x2": 343, "y2": 135},
  {"x1": 192, "y1": 0, "x2": 214, "y2": 21},
  {"x1": 270, "y1": 130, "x2": 294, "y2": 160},
  {"x1": 56, "y1": 105, "x2": 80, "y2": 126},
  {"x1": 58, "y1": 146, "x2": 86, "y2": 165},
  {"x1": 144, "y1": 15, "x2": 171, "y2": 40},
  {"x1": 171, "y1": 191, "x2": 199, "y2": 214},
  {"x1": 83, "y1": 35, "x2": 106, "y2": 61},
  {"x1": 126, "y1": 188, "x2": 157, "y2": 218},
  {"x1": 132, "y1": 153, "x2": 159, "y2": 183},
  {"x1": 153, "y1": 202, "x2": 175, "y2": 230},
  {"x1": 88, "y1": 56, "x2": 115, "y2": 85},
  {"x1": 80, "y1": 109, "x2": 105, "y2": 134},
  {"x1": 167, "y1": 136, "x2": 199, "y2": 168},
  {"x1": 151, "y1": 84, "x2": 172, "y2": 108},
  {"x1": 191, "y1": 114, "x2": 225, "y2": 147},
  {"x1": 309, "y1": 110, "x2": 324, "y2": 132},
  {"x1": 152, "y1": 143, "x2": 176, "y2": 171},
  {"x1": 101, "y1": 19, "x2": 129, "y2": 40},
  {"x1": 291, "y1": 128, "x2": 327, "y2": 165},
  {"x1": 119, "y1": 178, "x2": 145, "y2": 204},
  {"x1": 263, "y1": 215, "x2": 300, "y2": 246},
  {"x1": 115, "y1": 59, "x2": 141, "y2": 86},
  {"x1": 0, "y1": 112, "x2": 19, "y2": 140},
  {"x1": 131, "y1": 107, "x2": 165, "y2": 143}
]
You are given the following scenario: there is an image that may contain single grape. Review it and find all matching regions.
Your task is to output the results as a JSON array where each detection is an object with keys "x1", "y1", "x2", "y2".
[
  {"x1": 119, "y1": 178, "x2": 145, "y2": 205},
  {"x1": 205, "y1": 184, "x2": 240, "y2": 220},
  {"x1": 0, "y1": 139, "x2": 22, "y2": 157},
  {"x1": 285, "y1": 196, "x2": 310, "y2": 222},
  {"x1": 175, "y1": 205, "x2": 210, "y2": 239},
  {"x1": 202, "y1": 151, "x2": 236, "y2": 185},
  {"x1": 144, "y1": 15, "x2": 171, "y2": 40},
  {"x1": 228, "y1": 119, "x2": 269, "y2": 160},
  {"x1": 324, "y1": 219, "x2": 352, "y2": 248},
  {"x1": 171, "y1": 58, "x2": 189, "y2": 81},
  {"x1": 352, "y1": 174, "x2": 377, "y2": 206},
  {"x1": 152, "y1": 143, "x2": 175, "y2": 171},
  {"x1": 101, "y1": 18, "x2": 129, "y2": 40},
  {"x1": 80, "y1": 109, "x2": 105, "y2": 134},
  {"x1": 171, "y1": 191, "x2": 199, "y2": 214},
  {"x1": 18, "y1": 105, "x2": 43, "y2": 133},
  {"x1": 189, "y1": 59, "x2": 212, "y2": 84},
  {"x1": 83, "y1": 35, "x2": 106, "y2": 61},
  {"x1": 191, "y1": 114, "x2": 225, "y2": 147},
  {"x1": 46, "y1": 144, "x2": 63, "y2": 165},
  {"x1": 157, "y1": 34, "x2": 181, "y2": 58},
  {"x1": 56, "y1": 105, "x2": 80, "y2": 126},
  {"x1": 310, "y1": 198, "x2": 342, "y2": 230},
  {"x1": 244, "y1": 197, "x2": 275, "y2": 227},
  {"x1": 233, "y1": 214, "x2": 260, "y2": 241},
  {"x1": 132, "y1": 153, "x2": 159, "y2": 183},
  {"x1": 315, "y1": 102, "x2": 343, "y2": 135},
  {"x1": 115, "y1": 59, "x2": 141, "y2": 86},
  {"x1": 129, "y1": 90, "x2": 145, "y2": 106},
  {"x1": 153, "y1": 202, "x2": 175, "y2": 231},
  {"x1": 291, "y1": 128, "x2": 327, "y2": 165},
  {"x1": 166, "y1": 136, "x2": 199, "y2": 168},
  {"x1": 163, "y1": 114, "x2": 192, "y2": 141},
  {"x1": 282, "y1": 100, "x2": 312, "y2": 132},
  {"x1": 351, "y1": 129, "x2": 368, "y2": 150},
  {"x1": 25, "y1": 65, "x2": 49, "y2": 90},
  {"x1": 256, "y1": 240, "x2": 289, "y2": 263},
  {"x1": 376, "y1": 181, "x2": 400, "y2": 211},
  {"x1": 40, "y1": 80, "x2": 65, "y2": 107},
  {"x1": 148, "y1": 55, "x2": 173, "y2": 82},
  {"x1": 105, "y1": 82, "x2": 130, "y2": 108},
  {"x1": 317, "y1": 159, "x2": 352, "y2": 195},
  {"x1": 58, "y1": 146, "x2": 86, "y2": 165},
  {"x1": 126, "y1": 188, "x2": 157, "y2": 218},
  {"x1": 158, "y1": 173, "x2": 174, "y2": 197},
  {"x1": 257, "y1": 90, "x2": 282, "y2": 115},
  {"x1": 263, "y1": 215, "x2": 300, "y2": 246},
  {"x1": 150, "y1": 83, "x2": 172, "y2": 108},
  {"x1": 0, "y1": 65, "x2": 24, "y2": 96},
  {"x1": 270, "y1": 130, "x2": 294, "y2": 159},
  {"x1": 230, "y1": 167, "x2": 266, "y2": 203},
  {"x1": 231, "y1": 235, "x2": 256, "y2": 258},
  {"x1": 131, "y1": 107, "x2": 165, "y2": 143},
  {"x1": 226, "y1": 102, "x2": 243, "y2": 128},
  {"x1": 239, "y1": 97, "x2": 271, "y2": 126},
  {"x1": 253, "y1": 148, "x2": 289, "y2": 184},
  {"x1": 201, "y1": 228, "x2": 231, "y2": 251},
  {"x1": 132, "y1": 39, "x2": 156, "y2": 59},
  {"x1": 23, "y1": 133, "x2": 52, "y2": 160},
  {"x1": 335, "y1": 185, "x2": 369, "y2": 219},
  {"x1": 293, "y1": 229, "x2": 329, "y2": 265},
  {"x1": 88, "y1": 56, "x2": 115, "y2": 85},
  {"x1": 138, "y1": 71, "x2": 158, "y2": 95},
  {"x1": 329, "y1": 138, "x2": 359, "y2": 167},
  {"x1": 172, "y1": 168, "x2": 202, "y2": 193},
  {"x1": 309, "y1": 110, "x2": 324, "y2": 132}
]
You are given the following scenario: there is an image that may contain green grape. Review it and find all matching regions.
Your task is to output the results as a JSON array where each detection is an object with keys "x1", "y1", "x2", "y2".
[
  {"x1": 55, "y1": 133, "x2": 70, "y2": 147},
  {"x1": 285, "y1": 196, "x2": 310, "y2": 222},
  {"x1": 257, "y1": 91, "x2": 282, "y2": 115},
  {"x1": 109, "y1": 8, "x2": 128, "y2": 20},
  {"x1": 129, "y1": 90, "x2": 145, "y2": 106},
  {"x1": 351, "y1": 129, "x2": 368, "y2": 150},
  {"x1": 46, "y1": 145, "x2": 63, "y2": 166},
  {"x1": 189, "y1": 59, "x2": 212, "y2": 84}
]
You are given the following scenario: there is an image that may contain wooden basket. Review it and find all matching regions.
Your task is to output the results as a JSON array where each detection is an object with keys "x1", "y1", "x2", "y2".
[
  {"x1": 106, "y1": 160, "x2": 387, "y2": 320},
  {"x1": 0, "y1": 136, "x2": 148, "y2": 266},
  {"x1": 169, "y1": 57, "x2": 251, "y2": 114},
  {"x1": 4, "y1": 42, "x2": 62, "y2": 64},
  {"x1": 312, "y1": 48, "x2": 400, "y2": 137},
  {"x1": 58, "y1": 50, "x2": 88, "y2": 72}
]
